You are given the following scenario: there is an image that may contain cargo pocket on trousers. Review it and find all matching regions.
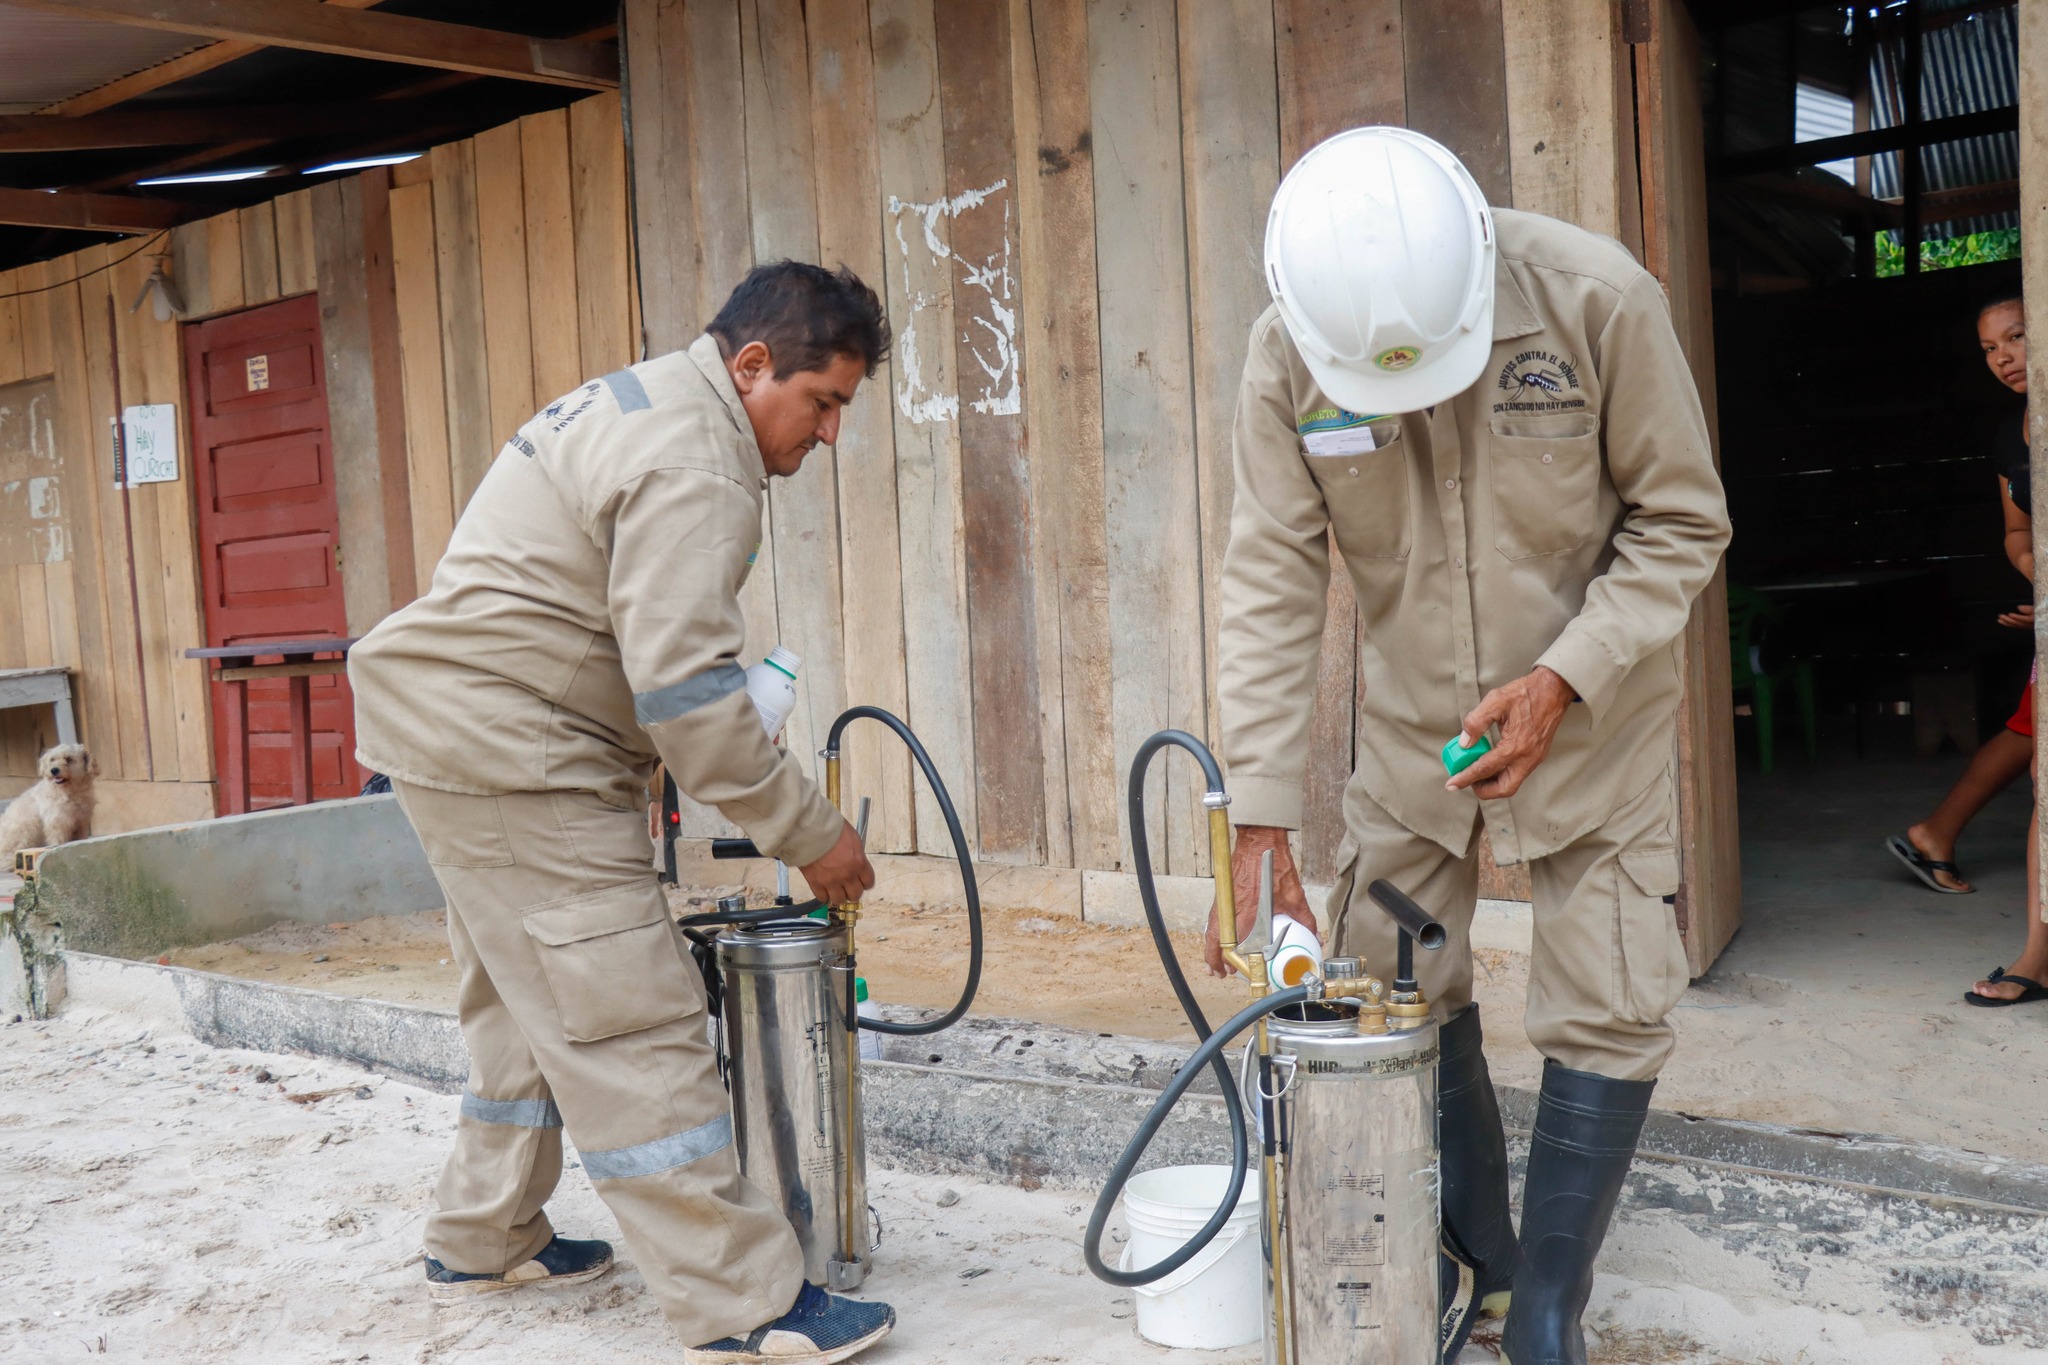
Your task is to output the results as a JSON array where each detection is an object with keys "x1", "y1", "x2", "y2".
[
  {"x1": 1613, "y1": 846, "x2": 1688, "y2": 1026},
  {"x1": 523, "y1": 883, "x2": 695, "y2": 1043}
]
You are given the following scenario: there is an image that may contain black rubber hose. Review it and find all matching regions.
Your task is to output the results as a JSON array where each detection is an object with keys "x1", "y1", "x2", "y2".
[
  {"x1": 1083, "y1": 985, "x2": 1310, "y2": 1286},
  {"x1": 676, "y1": 901, "x2": 826, "y2": 929},
  {"x1": 1081, "y1": 728, "x2": 1266, "y2": 1288},
  {"x1": 826, "y1": 705, "x2": 982, "y2": 1037}
]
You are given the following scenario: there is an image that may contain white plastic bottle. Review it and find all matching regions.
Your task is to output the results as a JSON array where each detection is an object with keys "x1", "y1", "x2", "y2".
[
  {"x1": 856, "y1": 977, "x2": 882, "y2": 1059},
  {"x1": 745, "y1": 647, "x2": 801, "y2": 740},
  {"x1": 1267, "y1": 916, "x2": 1324, "y2": 988}
]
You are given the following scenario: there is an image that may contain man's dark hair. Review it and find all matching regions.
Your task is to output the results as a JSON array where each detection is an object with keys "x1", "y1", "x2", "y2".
[{"x1": 708, "y1": 261, "x2": 891, "y2": 379}]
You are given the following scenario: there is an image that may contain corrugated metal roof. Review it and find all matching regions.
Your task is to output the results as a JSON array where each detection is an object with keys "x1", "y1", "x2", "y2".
[
  {"x1": 0, "y1": 5, "x2": 206, "y2": 114},
  {"x1": 1868, "y1": 2, "x2": 2018, "y2": 237}
]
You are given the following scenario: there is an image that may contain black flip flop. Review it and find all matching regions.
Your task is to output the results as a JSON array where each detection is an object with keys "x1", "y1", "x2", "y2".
[
  {"x1": 1886, "y1": 834, "x2": 1973, "y2": 893},
  {"x1": 1965, "y1": 967, "x2": 2048, "y2": 1007}
]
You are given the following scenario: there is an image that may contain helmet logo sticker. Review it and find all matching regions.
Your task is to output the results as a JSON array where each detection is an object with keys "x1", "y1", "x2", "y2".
[
  {"x1": 1494, "y1": 349, "x2": 1586, "y2": 414},
  {"x1": 1374, "y1": 346, "x2": 1421, "y2": 372}
]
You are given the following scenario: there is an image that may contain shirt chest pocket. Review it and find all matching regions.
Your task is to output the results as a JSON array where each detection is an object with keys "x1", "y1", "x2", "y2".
[
  {"x1": 1488, "y1": 415, "x2": 1603, "y2": 560},
  {"x1": 1304, "y1": 422, "x2": 1409, "y2": 560}
]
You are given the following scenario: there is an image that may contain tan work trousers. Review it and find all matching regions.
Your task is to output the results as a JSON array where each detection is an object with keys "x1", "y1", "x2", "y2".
[
  {"x1": 1329, "y1": 766, "x2": 1690, "y2": 1082},
  {"x1": 393, "y1": 781, "x2": 803, "y2": 1345}
]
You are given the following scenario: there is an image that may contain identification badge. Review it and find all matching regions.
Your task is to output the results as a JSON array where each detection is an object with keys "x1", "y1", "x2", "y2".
[{"x1": 1303, "y1": 427, "x2": 1376, "y2": 457}]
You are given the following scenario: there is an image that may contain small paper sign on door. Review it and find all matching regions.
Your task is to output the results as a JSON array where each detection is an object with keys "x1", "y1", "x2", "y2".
[
  {"x1": 246, "y1": 353, "x2": 270, "y2": 391},
  {"x1": 120, "y1": 404, "x2": 179, "y2": 487}
]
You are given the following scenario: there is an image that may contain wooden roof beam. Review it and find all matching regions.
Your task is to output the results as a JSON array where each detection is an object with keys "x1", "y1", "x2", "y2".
[
  {"x1": 37, "y1": 0, "x2": 383, "y2": 118},
  {"x1": 1, "y1": 93, "x2": 516, "y2": 152},
  {"x1": 0, "y1": 187, "x2": 200, "y2": 232},
  {"x1": 6, "y1": 0, "x2": 617, "y2": 90}
]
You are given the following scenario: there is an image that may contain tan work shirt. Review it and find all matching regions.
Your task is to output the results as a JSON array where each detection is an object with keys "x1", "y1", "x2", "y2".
[
  {"x1": 1219, "y1": 209, "x2": 1731, "y2": 863},
  {"x1": 350, "y1": 334, "x2": 844, "y2": 868}
]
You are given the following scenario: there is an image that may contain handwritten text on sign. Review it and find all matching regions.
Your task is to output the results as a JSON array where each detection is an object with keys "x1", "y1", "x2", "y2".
[{"x1": 121, "y1": 404, "x2": 179, "y2": 487}]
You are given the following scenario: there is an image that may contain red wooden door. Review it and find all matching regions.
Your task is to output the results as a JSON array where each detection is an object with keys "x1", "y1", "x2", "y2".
[{"x1": 183, "y1": 295, "x2": 360, "y2": 811}]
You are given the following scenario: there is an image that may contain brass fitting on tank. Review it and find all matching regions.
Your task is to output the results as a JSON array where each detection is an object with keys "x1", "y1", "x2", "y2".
[
  {"x1": 1313, "y1": 968, "x2": 1391, "y2": 1035},
  {"x1": 1386, "y1": 982, "x2": 1432, "y2": 1031}
]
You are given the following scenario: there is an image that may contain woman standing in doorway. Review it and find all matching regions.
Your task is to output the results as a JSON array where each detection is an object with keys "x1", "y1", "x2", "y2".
[
  {"x1": 1890, "y1": 293, "x2": 2036, "y2": 900},
  {"x1": 1960, "y1": 293, "x2": 2044, "y2": 1005}
]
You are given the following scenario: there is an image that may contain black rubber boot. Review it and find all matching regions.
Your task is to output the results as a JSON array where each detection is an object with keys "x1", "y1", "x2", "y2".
[
  {"x1": 1498, "y1": 1060, "x2": 1656, "y2": 1365},
  {"x1": 1437, "y1": 1004, "x2": 1516, "y2": 1363}
]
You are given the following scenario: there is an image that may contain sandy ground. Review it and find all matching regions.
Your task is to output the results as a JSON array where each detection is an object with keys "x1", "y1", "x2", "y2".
[
  {"x1": 3, "y1": 1006, "x2": 2041, "y2": 1365},
  {"x1": 161, "y1": 893, "x2": 2048, "y2": 1159}
]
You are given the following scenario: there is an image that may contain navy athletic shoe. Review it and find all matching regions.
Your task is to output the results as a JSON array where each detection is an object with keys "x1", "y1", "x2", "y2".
[
  {"x1": 684, "y1": 1282, "x2": 896, "y2": 1364},
  {"x1": 424, "y1": 1235, "x2": 613, "y2": 1298}
]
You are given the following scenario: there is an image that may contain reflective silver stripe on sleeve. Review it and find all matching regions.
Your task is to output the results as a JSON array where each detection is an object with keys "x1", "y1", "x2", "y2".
[
  {"x1": 634, "y1": 662, "x2": 747, "y2": 725},
  {"x1": 580, "y1": 1113, "x2": 732, "y2": 1180},
  {"x1": 601, "y1": 368, "x2": 651, "y2": 413},
  {"x1": 461, "y1": 1092, "x2": 564, "y2": 1129}
]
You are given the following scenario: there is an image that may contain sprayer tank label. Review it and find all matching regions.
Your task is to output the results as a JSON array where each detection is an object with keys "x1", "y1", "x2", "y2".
[{"x1": 1297, "y1": 1042, "x2": 1438, "y2": 1076}]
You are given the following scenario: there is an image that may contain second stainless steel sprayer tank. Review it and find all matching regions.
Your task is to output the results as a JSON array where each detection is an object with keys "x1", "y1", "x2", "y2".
[
  {"x1": 1261, "y1": 1002, "x2": 1439, "y2": 1361},
  {"x1": 1083, "y1": 728, "x2": 1447, "y2": 1365},
  {"x1": 676, "y1": 704, "x2": 982, "y2": 1293}
]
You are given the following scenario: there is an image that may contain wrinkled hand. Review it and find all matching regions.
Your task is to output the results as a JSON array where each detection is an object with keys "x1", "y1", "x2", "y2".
[
  {"x1": 1998, "y1": 603, "x2": 2035, "y2": 630},
  {"x1": 1204, "y1": 826, "x2": 1317, "y2": 979},
  {"x1": 798, "y1": 819, "x2": 876, "y2": 907},
  {"x1": 1446, "y1": 666, "x2": 1577, "y2": 800}
]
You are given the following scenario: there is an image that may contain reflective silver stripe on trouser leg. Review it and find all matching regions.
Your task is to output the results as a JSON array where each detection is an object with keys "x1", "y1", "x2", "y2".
[
  {"x1": 634, "y1": 662, "x2": 747, "y2": 725},
  {"x1": 580, "y1": 1114, "x2": 733, "y2": 1180},
  {"x1": 461, "y1": 1092, "x2": 565, "y2": 1129}
]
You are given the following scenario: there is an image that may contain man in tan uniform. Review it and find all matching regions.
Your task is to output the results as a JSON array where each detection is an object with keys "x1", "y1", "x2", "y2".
[
  {"x1": 350, "y1": 262, "x2": 894, "y2": 1365},
  {"x1": 1210, "y1": 130, "x2": 1730, "y2": 1365}
]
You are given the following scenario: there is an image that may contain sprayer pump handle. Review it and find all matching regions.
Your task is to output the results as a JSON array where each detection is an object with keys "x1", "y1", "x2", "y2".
[{"x1": 711, "y1": 838, "x2": 763, "y2": 860}]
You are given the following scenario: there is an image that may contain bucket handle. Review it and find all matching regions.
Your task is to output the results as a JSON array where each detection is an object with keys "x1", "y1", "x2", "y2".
[{"x1": 1119, "y1": 1210, "x2": 1255, "y2": 1299}]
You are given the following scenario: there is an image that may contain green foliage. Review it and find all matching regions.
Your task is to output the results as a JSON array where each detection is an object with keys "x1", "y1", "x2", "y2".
[{"x1": 1873, "y1": 227, "x2": 2022, "y2": 278}]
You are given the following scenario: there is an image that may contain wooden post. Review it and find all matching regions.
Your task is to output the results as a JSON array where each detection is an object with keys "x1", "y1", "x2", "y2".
[
  {"x1": 2020, "y1": 0, "x2": 2047, "y2": 948},
  {"x1": 223, "y1": 677, "x2": 250, "y2": 815},
  {"x1": 286, "y1": 672, "x2": 314, "y2": 806}
]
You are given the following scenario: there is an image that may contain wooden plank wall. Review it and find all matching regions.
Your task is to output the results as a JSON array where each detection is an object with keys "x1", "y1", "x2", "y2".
[
  {"x1": 0, "y1": 94, "x2": 635, "y2": 832},
  {"x1": 622, "y1": 0, "x2": 1674, "y2": 887}
]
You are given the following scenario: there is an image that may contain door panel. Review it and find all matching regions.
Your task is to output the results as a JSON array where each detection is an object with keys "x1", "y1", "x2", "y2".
[{"x1": 184, "y1": 294, "x2": 360, "y2": 811}]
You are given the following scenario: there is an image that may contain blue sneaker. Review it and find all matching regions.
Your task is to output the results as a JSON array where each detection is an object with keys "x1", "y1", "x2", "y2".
[
  {"x1": 424, "y1": 1235, "x2": 613, "y2": 1298},
  {"x1": 684, "y1": 1282, "x2": 896, "y2": 1364}
]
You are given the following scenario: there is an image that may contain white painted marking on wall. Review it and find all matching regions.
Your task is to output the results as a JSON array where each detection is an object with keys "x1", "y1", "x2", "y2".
[{"x1": 886, "y1": 178, "x2": 1020, "y2": 423}]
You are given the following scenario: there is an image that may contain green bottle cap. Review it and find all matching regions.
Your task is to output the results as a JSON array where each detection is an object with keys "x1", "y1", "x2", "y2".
[
  {"x1": 1441, "y1": 732, "x2": 1493, "y2": 777},
  {"x1": 855, "y1": 976, "x2": 869, "y2": 1004}
]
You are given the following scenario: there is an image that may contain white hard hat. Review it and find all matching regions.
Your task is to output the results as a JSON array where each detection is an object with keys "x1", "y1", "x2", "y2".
[{"x1": 1264, "y1": 127, "x2": 1495, "y2": 414}]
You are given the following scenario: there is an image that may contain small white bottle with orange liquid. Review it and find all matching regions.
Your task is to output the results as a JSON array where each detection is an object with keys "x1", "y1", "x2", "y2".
[{"x1": 1267, "y1": 915, "x2": 1324, "y2": 988}]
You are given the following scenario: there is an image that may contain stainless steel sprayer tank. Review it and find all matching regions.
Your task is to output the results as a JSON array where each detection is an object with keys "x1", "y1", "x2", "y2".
[
  {"x1": 675, "y1": 705, "x2": 982, "y2": 1292},
  {"x1": 1085, "y1": 729, "x2": 1448, "y2": 1364}
]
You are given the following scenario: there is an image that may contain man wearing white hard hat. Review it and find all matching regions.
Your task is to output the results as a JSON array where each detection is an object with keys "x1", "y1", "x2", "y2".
[{"x1": 1209, "y1": 127, "x2": 1731, "y2": 1365}]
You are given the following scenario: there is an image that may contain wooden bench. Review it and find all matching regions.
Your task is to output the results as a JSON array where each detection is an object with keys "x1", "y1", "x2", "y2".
[{"x1": 0, "y1": 666, "x2": 78, "y2": 749}]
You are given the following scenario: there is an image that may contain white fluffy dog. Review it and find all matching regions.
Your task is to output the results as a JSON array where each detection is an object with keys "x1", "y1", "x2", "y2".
[{"x1": 0, "y1": 744, "x2": 98, "y2": 863}]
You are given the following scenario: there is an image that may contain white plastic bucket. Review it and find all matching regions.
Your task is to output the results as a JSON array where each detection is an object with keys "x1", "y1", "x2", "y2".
[{"x1": 1118, "y1": 1164, "x2": 1263, "y2": 1349}]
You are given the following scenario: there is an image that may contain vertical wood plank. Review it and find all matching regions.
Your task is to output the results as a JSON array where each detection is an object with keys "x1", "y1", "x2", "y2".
[
  {"x1": 169, "y1": 220, "x2": 215, "y2": 321},
  {"x1": 361, "y1": 169, "x2": 418, "y2": 617},
  {"x1": 742, "y1": 0, "x2": 840, "y2": 798},
  {"x1": 239, "y1": 198, "x2": 283, "y2": 305},
  {"x1": 71, "y1": 249, "x2": 150, "y2": 780},
  {"x1": 19, "y1": 261, "x2": 53, "y2": 379},
  {"x1": 521, "y1": 108, "x2": 585, "y2": 403},
  {"x1": 570, "y1": 91, "x2": 634, "y2": 379},
  {"x1": 809, "y1": 0, "x2": 916, "y2": 854},
  {"x1": 1089, "y1": 0, "x2": 1206, "y2": 875},
  {"x1": 683, "y1": 0, "x2": 757, "y2": 326},
  {"x1": 315, "y1": 176, "x2": 406, "y2": 633},
  {"x1": 0, "y1": 565, "x2": 26, "y2": 775},
  {"x1": 1641, "y1": 0, "x2": 1741, "y2": 972},
  {"x1": 0, "y1": 274, "x2": 24, "y2": 383},
  {"x1": 1274, "y1": 0, "x2": 1405, "y2": 170},
  {"x1": 1402, "y1": 0, "x2": 1513, "y2": 205},
  {"x1": 623, "y1": 0, "x2": 703, "y2": 358},
  {"x1": 473, "y1": 122, "x2": 538, "y2": 450},
  {"x1": 1011, "y1": 0, "x2": 1113, "y2": 869},
  {"x1": 389, "y1": 181, "x2": 455, "y2": 594},
  {"x1": 108, "y1": 246, "x2": 178, "y2": 784},
  {"x1": 937, "y1": 0, "x2": 1045, "y2": 864},
  {"x1": 38, "y1": 267, "x2": 118, "y2": 769},
  {"x1": 1178, "y1": 0, "x2": 1280, "y2": 797},
  {"x1": 872, "y1": 0, "x2": 979, "y2": 854},
  {"x1": 203, "y1": 211, "x2": 247, "y2": 315},
  {"x1": 1502, "y1": 0, "x2": 1623, "y2": 235},
  {"x1": 429, "y1": 139, "x2": 495, "y2": 509},
  {"x1": 274, "y1": 188, "x2": 319, "y2": 296}
]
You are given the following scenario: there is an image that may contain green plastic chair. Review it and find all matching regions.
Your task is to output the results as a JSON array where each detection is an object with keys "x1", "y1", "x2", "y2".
[{"x1": 1727, "y1": 584, "x2": 1816, "y2": 775}]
